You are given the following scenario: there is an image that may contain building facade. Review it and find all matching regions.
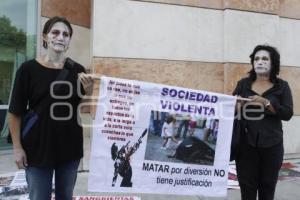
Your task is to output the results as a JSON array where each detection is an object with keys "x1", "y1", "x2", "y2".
[
  {"x1": 91, "y1": 0, "x2": 300, "y2": 155},
  {"x1": 0, "y1": 0, "x2": 299, "y2": 160}
]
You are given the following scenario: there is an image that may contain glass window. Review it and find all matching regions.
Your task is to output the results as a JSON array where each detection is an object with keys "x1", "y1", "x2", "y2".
[{"x1": 0, "y1": 0, "x2": 38, "y2": 147}]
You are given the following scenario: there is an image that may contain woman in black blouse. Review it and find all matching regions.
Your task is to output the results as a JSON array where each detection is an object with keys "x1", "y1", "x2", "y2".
[
  {"x1": 233, "y1": 45, "x2": 293, "y2": 200},
  {"x1": 8, "y1": 16, "x2": 94, "y2": 200}
]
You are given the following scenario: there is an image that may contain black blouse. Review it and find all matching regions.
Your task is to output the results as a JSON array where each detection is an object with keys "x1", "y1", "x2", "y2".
[
  {"x1": 9, "y1": 59, "x2": 85, "y2": 167},
  {"x1": 233, "y1": 77, "x2": 293, "y2": 148}
]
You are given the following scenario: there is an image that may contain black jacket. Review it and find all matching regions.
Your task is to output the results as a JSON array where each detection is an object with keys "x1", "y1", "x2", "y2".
[{"x1": 233, "y1": 77, "x2": 293, "y2": 148}]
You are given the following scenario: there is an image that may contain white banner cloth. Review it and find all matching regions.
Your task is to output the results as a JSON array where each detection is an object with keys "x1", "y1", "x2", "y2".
[{"x1": 88, "y1": 76, "x2": 236, "y2": 197}]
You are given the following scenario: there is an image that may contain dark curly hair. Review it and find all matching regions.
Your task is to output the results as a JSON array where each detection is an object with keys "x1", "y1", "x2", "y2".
[
  {"x1": 248, "y1": 45, "x2": 280, "y2": 83},
  {"x1": 166, "y1": 116, "x2": 175, "y2": 124},
  {"x1": 42, "y1": 16, "x2": 73, "y2": 49}
]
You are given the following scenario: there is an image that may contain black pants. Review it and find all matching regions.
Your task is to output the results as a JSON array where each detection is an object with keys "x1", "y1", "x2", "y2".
[
  {"x1": 236, "y1": 142, "x2": 283, "y2": 200},
  {"x1": 176, "y1": 120, "x2": 189, "y2": 138}
]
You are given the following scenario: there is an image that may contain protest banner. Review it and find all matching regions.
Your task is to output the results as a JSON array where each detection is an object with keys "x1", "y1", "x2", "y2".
[{"x1": 88, "y1": 76, "x2": 236, "y2": 197}]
